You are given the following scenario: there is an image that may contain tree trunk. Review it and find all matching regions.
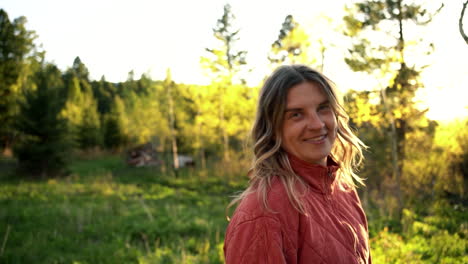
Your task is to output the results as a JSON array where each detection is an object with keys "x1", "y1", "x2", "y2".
[
  {"x1": 168, "y1": 84, "x2": 179, "y2": 173},
  {"x1": 390, "y1": 0, "x2": 405, "y2": 218},
  {"x1": 219, "y1": 85, "x2": 230, "y2": 162},
  {"x1": 380, "y1": 87, "x2": 403, "y2": 218},
  {"x1": 196, "y1": 110, "x2": 206, "y2": 170}
]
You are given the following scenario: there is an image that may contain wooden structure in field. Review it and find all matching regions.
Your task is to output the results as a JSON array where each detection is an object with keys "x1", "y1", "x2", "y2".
[{"x1": 126, "y1": 143, "x2": 162, "y2": 167}]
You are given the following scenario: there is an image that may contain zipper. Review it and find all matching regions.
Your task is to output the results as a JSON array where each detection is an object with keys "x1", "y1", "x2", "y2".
[{"x1": 324, "y1": 169, "x2": 333, "y2": 210}]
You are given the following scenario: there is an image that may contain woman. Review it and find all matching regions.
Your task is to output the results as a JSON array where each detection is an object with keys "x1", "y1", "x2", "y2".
[{"x1": 224, "y1": 65, "x2": 371, "y2": 263}]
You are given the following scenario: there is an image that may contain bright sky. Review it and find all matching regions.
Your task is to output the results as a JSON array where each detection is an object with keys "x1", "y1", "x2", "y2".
[{"x1": 2, "y1": 0, "x2": 467, "y2": 122}]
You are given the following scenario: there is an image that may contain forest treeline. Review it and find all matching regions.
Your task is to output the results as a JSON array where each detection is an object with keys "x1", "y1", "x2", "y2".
[{"x1": 1, "y1": 0, "x2": 467, "y2": 230}]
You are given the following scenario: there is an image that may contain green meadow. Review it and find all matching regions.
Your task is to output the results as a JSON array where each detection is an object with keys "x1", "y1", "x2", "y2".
[
  {"x1": 0, "y1": 155, "x2": 246, "y2": 263},
  {"x1": 1, "y1": 155, "x2": 466, "y2": 264}
]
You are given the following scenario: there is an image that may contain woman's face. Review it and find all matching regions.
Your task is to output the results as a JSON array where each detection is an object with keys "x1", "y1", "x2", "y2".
[{"x1": 281, "y1": 81, "x2": 337, "y2": 166}]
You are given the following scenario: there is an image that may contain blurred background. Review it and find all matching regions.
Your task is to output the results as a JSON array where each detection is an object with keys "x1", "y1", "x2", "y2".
[{"x1": 0, "y1": 0, "x2": 467, "y2": 263}]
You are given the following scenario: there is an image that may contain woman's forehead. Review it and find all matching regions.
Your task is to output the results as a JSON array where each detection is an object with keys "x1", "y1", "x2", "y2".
[{"x1": 285, "y1": 82, "x2": 328, "y2": 106}]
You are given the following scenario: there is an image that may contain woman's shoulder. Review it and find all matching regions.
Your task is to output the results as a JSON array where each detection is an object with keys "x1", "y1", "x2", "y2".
[
  {"x1": 229, "y1": 177, "x2": 299, "y2": 228},
  {"x1": 224, "y1": 178, "x2": 299, "y2": 263},
  {"x1": 224, "y1": 177, "x2": 300, "y2": 259}
]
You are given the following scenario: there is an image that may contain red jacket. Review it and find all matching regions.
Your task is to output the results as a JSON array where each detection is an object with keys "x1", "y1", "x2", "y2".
[{"x1": 224, "y1": 155, "x2": 371, "y2": 264}]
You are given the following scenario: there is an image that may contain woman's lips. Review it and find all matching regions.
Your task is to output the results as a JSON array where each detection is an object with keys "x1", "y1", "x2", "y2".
[{"x1": 303, "y1": 134, "x2": 327, "y2": 143}]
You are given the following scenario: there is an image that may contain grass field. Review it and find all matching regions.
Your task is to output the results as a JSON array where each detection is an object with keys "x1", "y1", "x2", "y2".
[
  {"x1": 0, "y1": 155, "x2": 246, "y2": 263},
  {"x1": 0, "y1": 155, "x2": 466, "y2": 263}
]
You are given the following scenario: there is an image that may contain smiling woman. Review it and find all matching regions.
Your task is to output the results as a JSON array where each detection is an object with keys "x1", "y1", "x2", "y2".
[
  {"x1": 224, "y1": 65, "x2": 371, "y2": 264},
  {"x1": 281, "y1": 82, "x2": 337, "y2": 166}
]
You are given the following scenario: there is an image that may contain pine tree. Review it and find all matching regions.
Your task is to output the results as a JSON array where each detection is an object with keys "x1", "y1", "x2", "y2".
[
  {"x1": 61, "y1": 57, "x2": 101, "y2": 150},
  {"x1": 77, "y1": 96, "x2": 102, "y2": 149},
  {"x1": 103, "y1": 96, "x2": 127, "y2": 150},
  {"x1": 268, "y1": 15, "x2": 312, "y2": 67},
  {"x1": 344, "y1": 0, "x2": 443, "y2": 216},
  {"x1": 92, "y1": 76, "x2": 116, "y2": 115},
  {"x1": 201, "y1": 4, "x2": 247, "y2": 84},
  {"x1": 201, "y1": 4, "x2": 248, "y2": 161},
  {"x1": 14, "y1": 63, "x2": 71, "y2": 177},
  {"x1": 0, "y1": 9, "x2": 37, "y2": 154},
  {"x1": 71, "y1": 56, "x2": 89, "y2": 81}
]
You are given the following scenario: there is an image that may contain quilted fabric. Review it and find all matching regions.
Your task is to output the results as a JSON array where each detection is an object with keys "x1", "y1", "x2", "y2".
[{"x1": 224, "y1": 154, "x2": 371, "y2": 264}]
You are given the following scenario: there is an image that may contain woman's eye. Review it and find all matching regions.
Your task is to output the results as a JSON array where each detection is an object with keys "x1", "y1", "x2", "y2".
[
  {"x1": 318, "y1": 104, "x2": 331, "y2": 111},
  {"x1": 290, "y1": 112, "x2": 302, "y2": 119}
]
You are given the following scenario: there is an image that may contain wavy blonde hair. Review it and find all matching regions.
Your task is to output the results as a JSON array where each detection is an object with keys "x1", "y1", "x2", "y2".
[{"x1": 229, "y1": 65, "x2": 367, "y2": 214}]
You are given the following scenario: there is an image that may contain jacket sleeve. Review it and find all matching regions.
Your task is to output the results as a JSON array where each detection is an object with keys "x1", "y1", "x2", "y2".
[{"x1": 224, "y1": 214, "x2": 287, "y2": 264}]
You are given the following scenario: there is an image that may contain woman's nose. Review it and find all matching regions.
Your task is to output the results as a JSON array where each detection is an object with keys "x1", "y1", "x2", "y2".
[{"x1": 306, "y1": 112, "x2": 325, "y2": 130}]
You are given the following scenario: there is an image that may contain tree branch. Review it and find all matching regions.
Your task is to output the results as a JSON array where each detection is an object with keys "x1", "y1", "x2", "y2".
[
  {"x1": 416, "y1": 3, "x2": 444, "y2": 25},
  {"x1": 460, "y1": 0, "x2": 468, "y2": 45}
]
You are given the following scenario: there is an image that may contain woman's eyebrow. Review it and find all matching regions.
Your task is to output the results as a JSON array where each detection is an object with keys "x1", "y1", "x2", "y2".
[
  {"x1": 318, "y1": 99, "x2": 330, "y2": 106},
  {"x1": 284, "y1": 108, "x2": 302, "y2": 113},
  {"x1": 285, "y1": 100, "x2": 330, "y2": 111}
]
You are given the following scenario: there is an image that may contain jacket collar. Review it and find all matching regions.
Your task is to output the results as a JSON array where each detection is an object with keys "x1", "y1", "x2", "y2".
[{"x1": 287, "y1": 153, "x2": 340, "y2": 194}]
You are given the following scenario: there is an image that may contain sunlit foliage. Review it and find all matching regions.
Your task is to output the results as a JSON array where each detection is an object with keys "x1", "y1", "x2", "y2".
[
  {"x1": 0, "y1": 9, "x2": 38, "y2": 154},
  {"x1": 344, "y1": 0, "x2": 445, "y2": 218},
  {"x1": 199, "y1": 4, "x2": 253, "y2": 162},
  {"x1": 268, "y1": 15, "x2": 312, "y2": 67}
]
